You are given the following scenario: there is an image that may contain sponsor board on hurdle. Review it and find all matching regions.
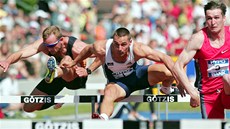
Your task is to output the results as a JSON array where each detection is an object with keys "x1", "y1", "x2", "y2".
[
  {"x1": 0, "y1": 119, "x2": 149, "y2": 129},
  {"x1": 0, "y1": 94, "x2": 190, "y2": 103},
  {"x1": 1, "y1": 119, "x2": 230, "y2": 129}
]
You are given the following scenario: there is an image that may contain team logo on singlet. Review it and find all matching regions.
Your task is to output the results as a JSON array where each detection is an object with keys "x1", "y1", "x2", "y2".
[
  {"x1": 112, "y1": 68, "x2": 134, "y2": 79},
  {"x1": 207, "y1": 58, "x2": 229, "y2": 77},
  {"x1": 107, "y1": 62, "x2": 114, "y2": 66}
]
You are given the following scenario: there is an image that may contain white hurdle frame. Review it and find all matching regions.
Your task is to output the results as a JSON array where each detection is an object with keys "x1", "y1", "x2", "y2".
[
  {"x1": 0, "y1": 94, "x2": 190, "y2": 103},
  {"x1": 0, "y1": 82, "x2": 191, "y2": 120}
]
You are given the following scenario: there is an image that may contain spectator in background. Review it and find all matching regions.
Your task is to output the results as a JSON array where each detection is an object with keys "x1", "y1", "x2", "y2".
[
  {"x1": 0, "y1": 40, "x2": 35, "y2": 80},
  {"x1": 95, "y1": 18, "x2": 106, "y2": 41},
  {"x1": 0, "y1": 42, "x2": 10, "y2": 81},
  {"x1": 0, "y1": 67, "x2": 36, "y2": 118}
]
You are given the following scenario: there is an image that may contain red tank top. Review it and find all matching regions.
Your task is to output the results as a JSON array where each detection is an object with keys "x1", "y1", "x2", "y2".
[{"x1": 194, "y1": 26, "x2": 230, "y2": 94}]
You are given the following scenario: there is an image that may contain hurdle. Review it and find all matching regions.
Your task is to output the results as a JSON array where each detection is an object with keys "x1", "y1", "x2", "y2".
[
  {"x1": 0, "y1": 119, "x2": 150, "y2": 129},
  {"x1": 0, "y1": 93, "x2": 190, "y2": 121},
  {"x1": 0, "y1": 119, "x2": 228, "y2": 129},
  {"x1": 0, "y1": 94, "x2": 190, "y2": 104},
  {"x1": 0, "y1": 82, "x2": 191, "y2": 120}
]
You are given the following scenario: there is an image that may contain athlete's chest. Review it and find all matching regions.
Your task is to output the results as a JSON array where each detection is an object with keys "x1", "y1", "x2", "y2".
[
  {"x1": 199, "y1": 39, "x2": 230, "y2": 59},
  {"x1": 199, "y1": 42, "x2": 230, "y2": 78}
]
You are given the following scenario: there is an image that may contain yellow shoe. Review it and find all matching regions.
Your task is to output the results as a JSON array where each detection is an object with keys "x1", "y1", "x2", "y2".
[{"x1": 45, "y1": 56, "x2": 57, "y2": 83}]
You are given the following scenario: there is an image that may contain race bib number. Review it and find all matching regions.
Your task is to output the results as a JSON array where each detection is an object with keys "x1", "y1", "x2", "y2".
[{"x1": 207, "y1": 58, "x2": 229, "y2": 77}]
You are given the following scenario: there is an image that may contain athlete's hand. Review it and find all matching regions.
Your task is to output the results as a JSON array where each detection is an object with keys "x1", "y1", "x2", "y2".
[
  {"x1": 190, "y1": 89, "x2": 200, "y2": 108},
  {"x1": 59, "y1": 56, "x2": 75, "y2": 68},
  {"x1": 0, "y1": 61, "x2": 10, "y2": 72},
  {"x1": 61, "y1": 61, "x2": 76, "y2": 68},
  {"x1": 177, "y1": 84, "x2": 186, "y2": 97},
  {"x1": 74, "y1": 66, "x2": 88, "y2": 77}
]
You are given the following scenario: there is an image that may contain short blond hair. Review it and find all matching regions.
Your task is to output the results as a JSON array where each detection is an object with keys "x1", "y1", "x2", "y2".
[{"x1": 42, "y1": 26, "x2": 62, "y2": 40}]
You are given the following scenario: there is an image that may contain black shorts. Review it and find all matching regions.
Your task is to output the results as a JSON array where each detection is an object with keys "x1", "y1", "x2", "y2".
[{"x1": 36, "y1": 77, "x2": 87, "y2": 95}]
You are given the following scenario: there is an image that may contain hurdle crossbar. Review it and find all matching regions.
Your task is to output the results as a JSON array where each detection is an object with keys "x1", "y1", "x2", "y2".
[{"x1": 0, "y1": 94, "x2": 190, "y2": 103}]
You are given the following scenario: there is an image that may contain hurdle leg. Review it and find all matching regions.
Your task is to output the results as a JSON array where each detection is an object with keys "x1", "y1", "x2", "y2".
[
  {"x1": 157, "y1": 84, "x2": 161, "y2": 120},
  {"x1": 75, "y1": 91, "x2": 79, "y2": 119},
  {"x1": 166, "y1": 102, "x2": 168, "y2": 120},
  {"x1": 91, "y1": 96, "x2": 96, "y2": 115}
]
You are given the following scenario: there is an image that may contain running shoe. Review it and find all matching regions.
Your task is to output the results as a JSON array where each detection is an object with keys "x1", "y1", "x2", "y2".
[
  {"x1": 136, "y1": 114, "x2": 148, "y2": 121},
  {"x1": 128, "y1": 114, "x2": 137, "y2": 120},
  {"x1": 92, "y1": 113, "x2": 102, "y2": 119},
  {"x1": 160, "y1": 86, "x2": 172, "y2": 95},
  {"x1": 53, "y1": 103, "x2": 64, "y2": 109},
  {"x1": 160, "y1": 86, "x2": 180, "y2": 95},
  {"x1": 21, "y1": 111, "x2": 37, "y2": 118},
  {"x1": 171, "y1": 86, "x2": 180, "y2": 94},
  {"x1": 45, "y1": 56, "x2": 57, "y2": 83}
]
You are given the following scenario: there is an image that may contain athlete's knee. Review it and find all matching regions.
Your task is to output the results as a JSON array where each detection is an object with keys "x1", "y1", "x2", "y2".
[
  {"x1": 60, "y1": 56, "x2": 73, "y2": 66},
  {"x1": 62, "y1": 55, "x2": 72, "y2": 61},
  {"x1": 62, "y1": 76, "x2": 75, "y2": 82},
  {"x1": 163, "y1": 68, "x2": 173, "y2": 77},
  {"x1": 23, "y1": 104, "x2": 36, "y2": 112},
  {"x1": 103, "y1": 85, "x2": 116, "y2": 101}
]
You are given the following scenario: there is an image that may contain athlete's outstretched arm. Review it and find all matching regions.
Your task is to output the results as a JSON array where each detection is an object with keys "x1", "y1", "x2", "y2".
[
  {"x1": 173, "y1": 31, "x2": 203, "y2": 108},
  {"x1": 134, "y1": 42, "x2": 174, "y2": 74},
  {"x1": 0, "y1": 38, "x2": 43, "y2": 72},
  {"x1": 62, "y1": 44, "x2": 94, "y2": 68}
]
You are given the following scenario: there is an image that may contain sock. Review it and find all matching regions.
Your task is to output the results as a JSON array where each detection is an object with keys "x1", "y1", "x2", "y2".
[
  {"x1": 100, "y1": 113, "x2": 109, "y2": 120},
  {"x1": 54, "y1": 66, "x2": 59, "y2": 78},
  {"x1": 54, "y1": 69, "x2": 58, "y2": 78}
]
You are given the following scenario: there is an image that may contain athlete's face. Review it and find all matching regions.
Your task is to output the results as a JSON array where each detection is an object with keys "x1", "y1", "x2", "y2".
[
  {"x1": 112, "y1": 35, "x2": 131, "y2": 57},
  {"x1": 43, "y1": 34, "x2": 63, "y2": 54},
  {"x1": 205, "y1": 9, "x2": 225, "y2": 34}
]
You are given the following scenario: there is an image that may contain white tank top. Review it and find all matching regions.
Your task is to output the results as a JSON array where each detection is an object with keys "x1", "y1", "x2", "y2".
[{"x1": 104, "y1": 39, "x2": 135, "y2": 79}]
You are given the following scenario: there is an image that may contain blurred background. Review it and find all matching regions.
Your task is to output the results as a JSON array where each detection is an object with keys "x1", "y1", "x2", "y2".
[{"x1": 0, "y1": 0, "x2": 230, "y2": 125}]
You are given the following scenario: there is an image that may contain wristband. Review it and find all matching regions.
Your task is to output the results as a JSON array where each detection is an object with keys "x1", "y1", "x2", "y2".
[{"x1": 86, "y1": 68, "x2": 92, "y2": 75}]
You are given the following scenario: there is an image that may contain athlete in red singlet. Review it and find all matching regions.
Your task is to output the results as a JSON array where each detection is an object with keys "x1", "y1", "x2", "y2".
[{"x1": 173, "y1": 1, "x2": 230, "y2": 119}]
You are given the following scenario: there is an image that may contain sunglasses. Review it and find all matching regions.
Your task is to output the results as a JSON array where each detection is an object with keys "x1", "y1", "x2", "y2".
[{"x1": 43, "y1": 38, "x2": 61, "y2": 48}]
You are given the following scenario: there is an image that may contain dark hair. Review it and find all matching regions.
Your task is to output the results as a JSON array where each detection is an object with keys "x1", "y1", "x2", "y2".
[
  {"x1": 204, "y1": 1, "x2": 226, "y2": 16},
  {"x1": 113, "y1": 27, "x2": 131, "y2": 40}
]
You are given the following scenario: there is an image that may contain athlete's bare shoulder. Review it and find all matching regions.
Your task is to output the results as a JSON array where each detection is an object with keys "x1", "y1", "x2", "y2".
[
  {"x1": 30, "y1": 38, "x2": 45, "y2": 52},
  {"x1": 132, "y1": 41, "x2": 151, "y2": 60},
  {"x1": 132, "y1": 42, "x2": 143, "y2": 53},
  {"x1": 187, "y1": 30, "x2": 205, "y2": 51},
  {"x1": 93, "y1": 40, "x2": 107, "y2": 55}
]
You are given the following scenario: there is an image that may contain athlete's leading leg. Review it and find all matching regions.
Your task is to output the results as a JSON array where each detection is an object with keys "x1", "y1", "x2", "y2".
[
  {"x1": 23, "y1": 79, "x2": 64, "y2": 112},
  {"x1": 23, "y1": 88, "x2": 48, "y2": 112},
  {"x1": 98, "y1": 83, "x2": 126, "y2": 120},
  {"x1": 148, "y1": 64, "x2": 175, "y2": 94},
  {"x1": 58, "y1": 55, "x2": 79, "y2": 82},
  {"x1": 45, "y1": 56, "x2": 80, "y2": 83}
]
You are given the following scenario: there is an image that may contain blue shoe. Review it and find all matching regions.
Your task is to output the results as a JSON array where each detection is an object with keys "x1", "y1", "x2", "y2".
[{"x1": 45, "y1": 56, "x2": 57, "y2": 83}]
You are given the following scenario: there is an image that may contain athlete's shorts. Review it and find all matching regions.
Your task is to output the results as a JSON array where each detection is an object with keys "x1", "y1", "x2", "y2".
[
  {"x1": 36, "y1": 77, "x2": 87, "y2": 95},
  {"x1": 201, "y1": 88, "x2": 230, "y2": 119},
  {"x1": 108, "y1": 65, "x2": 150, "y2": 98}
]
